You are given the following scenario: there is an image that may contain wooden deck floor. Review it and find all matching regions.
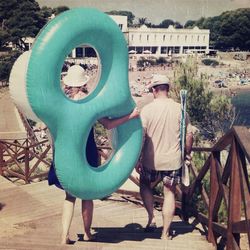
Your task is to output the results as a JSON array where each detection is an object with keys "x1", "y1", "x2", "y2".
[{"x1": 0, "y1": 176, "x2": 215, "y2": 250}]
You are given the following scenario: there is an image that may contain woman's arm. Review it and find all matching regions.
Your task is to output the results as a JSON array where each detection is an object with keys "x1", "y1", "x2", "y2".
[{"x1": 98, "y1": 107, "x2": 140, "y2": 130}]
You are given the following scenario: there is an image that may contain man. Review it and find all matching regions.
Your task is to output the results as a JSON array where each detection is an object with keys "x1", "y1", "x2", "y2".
[{"x1": 137, "y1": 74, "x2": 193, "y2": 240}]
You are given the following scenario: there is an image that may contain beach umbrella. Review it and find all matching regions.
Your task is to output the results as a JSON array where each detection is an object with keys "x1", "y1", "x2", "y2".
[
  {"x1": 129, "y1": 50, "x2": 137, "y2": 54},
  {"x1": 143, "y1": 50, "x2": 152, "y2": 54}
]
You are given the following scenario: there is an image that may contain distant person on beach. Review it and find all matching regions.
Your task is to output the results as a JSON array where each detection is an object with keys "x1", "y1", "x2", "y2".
[
  {"x1": 136, "y1": 74, "x2": 193, "y2": 240},
  {"x1": 48, "y1": 65, "x2": 140, "y2": 244}
]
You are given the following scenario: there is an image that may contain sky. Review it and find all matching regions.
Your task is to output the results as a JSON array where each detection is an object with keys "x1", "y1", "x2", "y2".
[{"x1": 36, "y1": 0, "x2": 250, "y2": 24}]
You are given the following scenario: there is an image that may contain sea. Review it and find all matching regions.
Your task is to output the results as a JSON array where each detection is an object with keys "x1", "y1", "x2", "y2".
[{"x1": 232, "y1": 90, "x2": 250, "y2": 126}]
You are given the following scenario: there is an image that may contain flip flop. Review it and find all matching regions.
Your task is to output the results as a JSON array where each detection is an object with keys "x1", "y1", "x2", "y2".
[
  {"x1": 83, "y1": 233, "x2": 96, "y2": 241},
  {"x1": 144, "y1": 222, "x2": 157, "y2": 232}
]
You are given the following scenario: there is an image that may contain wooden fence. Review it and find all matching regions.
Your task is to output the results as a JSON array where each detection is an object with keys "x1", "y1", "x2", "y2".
[
  {"x1": 0, "y1": 138, "x2": 51, "y2": 183},
  {"x1": 182, "y1": 126, "x2": 250, "y2": 249}
]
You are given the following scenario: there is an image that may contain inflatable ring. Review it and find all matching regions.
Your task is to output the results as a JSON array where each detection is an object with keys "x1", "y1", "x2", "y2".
[{"x1": 24, "y1": 8, "x2": 142, "y2": 199}]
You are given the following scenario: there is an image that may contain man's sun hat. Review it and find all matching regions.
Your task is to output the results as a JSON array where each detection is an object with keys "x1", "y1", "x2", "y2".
[
  {"x1": 63, "y1": 65, "x2": 90, "y2": 87},
  {"x1": 148, "y1": 74, "x2": 170, "y2": 91}
]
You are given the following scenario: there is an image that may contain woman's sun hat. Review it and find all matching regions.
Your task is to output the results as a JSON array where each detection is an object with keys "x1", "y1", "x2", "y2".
[{"x1": 63, "y1": 65, "x2": 90, "y2": 87}]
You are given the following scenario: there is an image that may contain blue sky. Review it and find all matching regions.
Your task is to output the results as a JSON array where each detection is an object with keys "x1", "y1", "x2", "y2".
[{"x1": 37, "y1": 0, "x2": 250, "y2": 24}]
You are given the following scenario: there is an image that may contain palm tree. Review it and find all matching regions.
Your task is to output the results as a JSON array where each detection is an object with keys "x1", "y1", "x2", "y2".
[{"x1": 138, "y1": 17, "x2": 147, "y2": 26}]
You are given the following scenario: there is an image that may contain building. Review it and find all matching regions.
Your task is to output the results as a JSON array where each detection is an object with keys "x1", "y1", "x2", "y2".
[
  {"x1": 128, "y1": 24, "x2": 210, "y2": 56},
  {"x1": 73, "y1": 15, "x2": 210, "y2": 58}
]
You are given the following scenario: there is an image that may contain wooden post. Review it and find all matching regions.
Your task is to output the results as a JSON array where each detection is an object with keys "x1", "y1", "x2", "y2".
[
  {"x1": 0, "y1": 143, "x2": 4, "y2": 176},
  {"x1": 24, "y1": 141, "x2": 29, "y2": 184},
  {"x1": 208, "y1": 153, "x2": 219, "y2": 245},
  {"x1": 238, "y1": 142, "x2": 250, "y2": 247},
  {"x1": 227, "y1": 138, "x2": 241, "y2": 250}
]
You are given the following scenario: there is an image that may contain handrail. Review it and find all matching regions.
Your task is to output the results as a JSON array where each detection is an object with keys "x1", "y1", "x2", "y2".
[
  {"x1": 184, "y1": 126, "x2": 250, "y2": 250},
  {"x1": 0, "y1": 138, "x2": 51, "y2": 183}
]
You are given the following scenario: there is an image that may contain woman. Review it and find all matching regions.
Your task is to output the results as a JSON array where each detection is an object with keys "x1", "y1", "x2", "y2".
[{"x1": 48, "y1": 65, "x2": 139, "y2": 244}]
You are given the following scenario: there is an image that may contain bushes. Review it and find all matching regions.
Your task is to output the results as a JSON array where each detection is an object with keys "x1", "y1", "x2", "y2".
[
  {"x1": 0, "y1": 50, "x2": 21, "y2": 84},
  {"x1": 202, "y1": 58, "x2": 219, "y2": 66},
  {"x1": 136, "y1": 56, "x2": 170, "y2": 68}
]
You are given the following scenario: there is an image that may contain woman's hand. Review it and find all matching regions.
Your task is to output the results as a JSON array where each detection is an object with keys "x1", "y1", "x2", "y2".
[{"x1": 135, "y1": 161, "x2": 143, "y2": 174}]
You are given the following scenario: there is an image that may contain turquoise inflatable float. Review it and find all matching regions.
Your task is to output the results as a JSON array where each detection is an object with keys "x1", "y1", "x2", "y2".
[{"x1": 10, "y1": 8, "x2": 143, "y2": 199}]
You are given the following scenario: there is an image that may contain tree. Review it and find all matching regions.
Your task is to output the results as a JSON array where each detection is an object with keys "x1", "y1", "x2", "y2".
[
  {"x1": 184, "y1": 20, "x2": 196, "y2": 28},
  {"x1": 40, "y1": 6, "x2": 53, "y2": 19},
  {"x1": 52, "y1": 6, "x2": 70, "y2": 16},
  {"x1": 106, "y1": 10, "x2": 135, "y2": 27},
  {"x1": 0, "y1": 0, "x2": 47, "y2": 51},
  {"x1": 185, "y1": 8, "x2": 250, "y2": 51},
  {"x1": 0, "y1": 51, "x2": 21, "y2": 84},
  {"x1": 172, "y1": 57, "x2": 235, "y2": 140},
  {"x1": 138, "y1": 17, "x2": 147, "y2": 26},
  {"x1": 158, "y1": 19, "x2": 174, "y2": 28}
]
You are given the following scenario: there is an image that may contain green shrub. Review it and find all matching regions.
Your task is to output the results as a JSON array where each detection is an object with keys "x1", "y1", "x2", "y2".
[
  {"x1": 202, "y1": 58, "x2": 219, "y2": 66},
  {"x1": 156, "y1": 57, "x2": 167, "y2": 64}
]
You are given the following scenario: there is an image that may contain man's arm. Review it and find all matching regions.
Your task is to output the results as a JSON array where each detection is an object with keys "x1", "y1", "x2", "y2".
[
  {"x1": 98, "y1": 107, "x2": 139, "y2": 130},
  {"x1": 185, "y1": 132, "x2": 193, "y2": 160}
]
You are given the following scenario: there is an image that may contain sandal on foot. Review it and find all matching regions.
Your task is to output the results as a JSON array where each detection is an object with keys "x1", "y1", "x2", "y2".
[
  {"x1": 83, "y1": 234, "x2": 96, "y2": 241},
  {"x1": 144, "y1": 222, "x2": 157, "y2": 232}
]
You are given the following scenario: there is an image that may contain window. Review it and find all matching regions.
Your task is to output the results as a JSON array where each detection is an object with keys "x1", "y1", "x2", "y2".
[
  {"x1": 139, "y1": 34, "x2": 142, "y2": 41},
  {"x1": 197, "y1": 35, "x2": 200, "y2": 42},
  {"x1": 75, "y1": 47, "x2": 83, "y2": 57},
  {"x1": 147, "y1": 35, "x2": 149, "y2": 41},
  {"x1": 163, "y1": 35, "x2": 166, "y2": 41},
  {"x1": 185, "y1": 35, "x2": 187, "y2": 42},
  {"x1": 118, "y1": 24, "x2": 123, "y2": 30},
  {"x1": 161, "y1": 46, "x2": 167, "y2": 54},
  {"x1": 174, "y1": 47, "x2": 180, "y2": 54}
]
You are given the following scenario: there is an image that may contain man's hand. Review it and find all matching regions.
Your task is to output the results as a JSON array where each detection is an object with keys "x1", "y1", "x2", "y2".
[
  {"x1": 185, "y1": 154, "x2": 192, "y2": 166},
  {"x1": 129, "y1": 107, "x2": 140, "y2": 119}
]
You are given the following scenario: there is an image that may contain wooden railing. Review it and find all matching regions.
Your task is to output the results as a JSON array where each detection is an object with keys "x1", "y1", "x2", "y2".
[
  {"x1": 182, "y1": 126, "x2": 250, "y2": 250},
  {"x1": 0, "y1": 138, "x2": 51, "y2": 183}
]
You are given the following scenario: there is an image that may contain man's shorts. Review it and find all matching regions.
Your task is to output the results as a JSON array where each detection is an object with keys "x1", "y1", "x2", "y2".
[{"x1": 141, "y1": 167, "x2": 182, "y2": 186}]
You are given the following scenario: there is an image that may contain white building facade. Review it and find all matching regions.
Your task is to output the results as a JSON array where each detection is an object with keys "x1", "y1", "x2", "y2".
[
  {"x1": 74, "y1": 15, "x2": 210, "y2": 57},
  {"x1": 128, "y1": 24, "x2": 210, "y2": 56}
]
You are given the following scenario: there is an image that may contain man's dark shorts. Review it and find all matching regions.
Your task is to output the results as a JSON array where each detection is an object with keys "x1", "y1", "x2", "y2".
[{"x1": 141, "y1": 167, "x2": 182, "y2": 186}]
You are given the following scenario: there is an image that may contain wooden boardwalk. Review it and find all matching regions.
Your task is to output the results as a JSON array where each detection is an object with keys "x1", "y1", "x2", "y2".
[{"x1": 0, "y1": 176, "x2": 215, "y2": 250}]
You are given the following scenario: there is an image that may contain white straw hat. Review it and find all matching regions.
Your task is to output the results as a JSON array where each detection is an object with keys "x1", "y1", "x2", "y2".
[
  {"x1": 148, "y1": 74, "x2": 170, "y2": 91},
  {"x1": 63, "y1": 65, "x2": 89, "y2": 87}
]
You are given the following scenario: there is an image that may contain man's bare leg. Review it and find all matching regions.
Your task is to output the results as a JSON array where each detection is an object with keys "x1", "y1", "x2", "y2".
[
  {"x1": 82, "y1": 200, "x2": 94, "y2": 241},
  {"x1": 140, "y1": 178, "x2": 156, "y2": 227},
  {"x1": 161, "y1": 185, "x2": 176, "y2": 240},
  {"x1": 61, "y1": 193, "x2": 76, "y2": 244}
]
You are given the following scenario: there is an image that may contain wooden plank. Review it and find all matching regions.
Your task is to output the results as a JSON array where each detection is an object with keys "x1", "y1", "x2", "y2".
[
  {"x1": 212, "y1": 158, "x2": 227, "y2": 218},
  {"x1": 227, "y1": 139, "x2": 241, "y2": 249},
  {"x1": 238, "y1": 148, "x2": 250, "y2": 245},
  {"x1": 197, "y1": 213, "x2": 227, "y2": 237},
  {"x1": 233, "y1": 126, "x2": 250, "y2": 163},
  {"x1": 232, "y1": 220, "x2": 250, "y2": 233},
  {"x1": 208, "y1": 153, "x2": 219, "y2": 245},
  {"x1": 212, "y1": 129, "x2": 233, "y2": 152}
]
